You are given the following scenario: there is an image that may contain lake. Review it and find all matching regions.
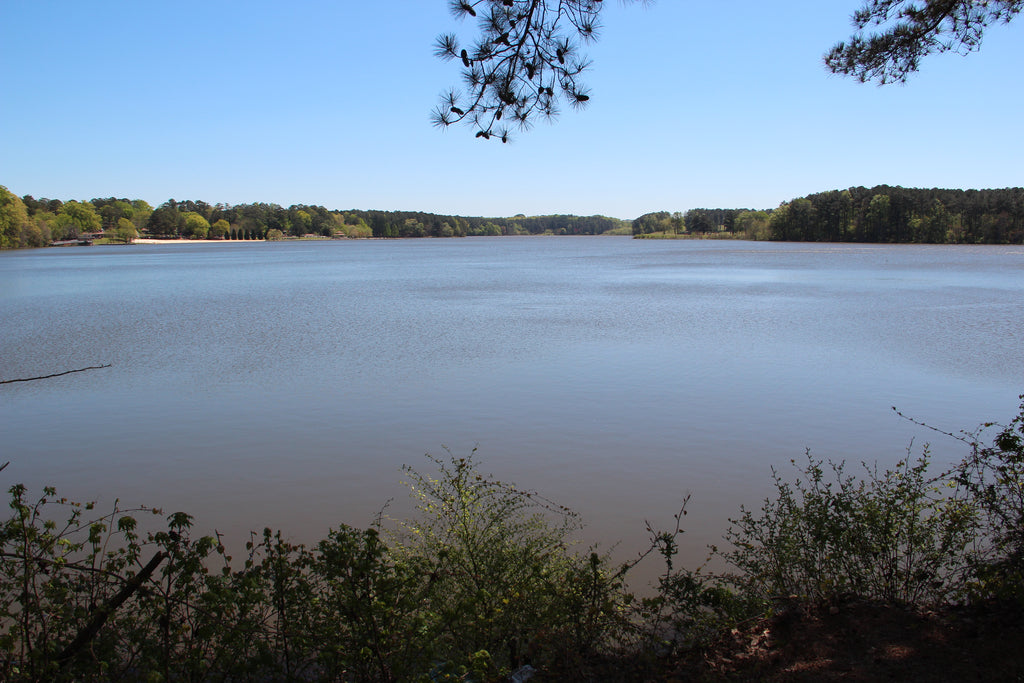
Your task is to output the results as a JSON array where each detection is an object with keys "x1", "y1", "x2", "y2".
[{"x1": 2, "y1": 237, "x2": 1022, "y2": 580}]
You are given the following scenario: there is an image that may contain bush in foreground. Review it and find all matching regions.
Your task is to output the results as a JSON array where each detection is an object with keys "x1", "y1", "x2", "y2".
[
  {"x1": 0, "y1": 450, "x2": 640, "y2": 681},
  {"x1": 720, "y1": 450, "x2": 978, "y2": 606},
  {"x1": 1, "y1": 399, "x2": 1023, "y2": 681}
]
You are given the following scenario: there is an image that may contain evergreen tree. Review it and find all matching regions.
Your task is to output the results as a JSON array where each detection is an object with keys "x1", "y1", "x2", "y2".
[
  {"x1": 435, "y1": 1, "x2": 1021, "y2": 140},
  {"x1": 433, "y1": 0, "x2": 648, "y2": 142},
  {"x1": 826, "y1": 0, "x2": 1023, "y2": 84}
]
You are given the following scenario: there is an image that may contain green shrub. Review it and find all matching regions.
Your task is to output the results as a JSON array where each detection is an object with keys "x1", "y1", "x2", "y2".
[
  {"x1": 639, "y1": 568, "x2": 761, "y2": 655},
  {"x1": 720, "y1": 449, "x2": 977, "y2": 606},
  {"x1": 634, "y1": 502, "x2": 763, "y2": 658},
  {"x1": 955, "y1": 397, "x2": 1024, "y2": 601},
  {"x1": 393, "y1": 448, "x2": 632, "y2": 676},
  {"x1": 4, "y1": 399, "x2": 1023, "y2": 681},
  {"x1": 0, "y1": 452, "x2": 646, "y2": 681},
  {"x1": 306, "y1": 525, "x2": 431, "y2": 680}
]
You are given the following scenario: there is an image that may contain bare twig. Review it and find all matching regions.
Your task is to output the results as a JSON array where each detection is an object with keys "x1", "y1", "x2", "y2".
[
  {"x1": 892, "y1": 406, "x2": 976, "y2": 445},
  {"x1": 615, "y1": 495, "x2": 691, "y2": 580},
  {"x1": 1, "y1": 364, "x2": 112, "y2": 385}
]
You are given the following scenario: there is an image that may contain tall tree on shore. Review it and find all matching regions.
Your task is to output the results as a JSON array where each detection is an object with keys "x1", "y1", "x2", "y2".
[
  {"x1": 0, "y1": 186, "x2": 31, "y2": 250},
  {"x1": 182, "y1": 212, "x2": 210, "y2": 239},
  {"x1": 147, "y1": 201, "x2": 182, "y2": 237},
  {"x1": 53, "y1": 201, "x2": 101, "y2": 240},
  {"x1": 114, "y1": 217, "x2": 138, "y2": 244}
]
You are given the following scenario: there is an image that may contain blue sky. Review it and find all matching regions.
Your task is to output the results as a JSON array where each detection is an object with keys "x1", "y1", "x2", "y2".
[{"x1": 2, "y1": 1, "x2": 1022, "y2": 219}]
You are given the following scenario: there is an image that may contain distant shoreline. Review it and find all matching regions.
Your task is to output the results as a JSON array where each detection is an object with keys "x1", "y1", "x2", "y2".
[{"x1": 132, "y1": 238, "x2": 235, "y2": 244}]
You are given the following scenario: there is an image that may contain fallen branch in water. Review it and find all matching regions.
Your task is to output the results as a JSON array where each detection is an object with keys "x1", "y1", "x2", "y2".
[{"x1": 0, "y1": 364, "x2": 112, "y2": 384}]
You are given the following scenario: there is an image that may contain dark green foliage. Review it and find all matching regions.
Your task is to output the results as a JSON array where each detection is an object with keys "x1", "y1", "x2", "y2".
[
  {"x1": 626, "y1": 186, "x2": 1024, "y2": 244},
  {"x1": 767, "y1": 185, "x2": 1024, "y2": 243},
  {"x1": 627, "y1": 186, "x2": 1024, "y2": 244},
  {"x1": 684, "y1": 208, "x2": 745, "y2": 234},
  {"x1": 361, "y1": 209, "x2": 627, "y2": 238},
  {"x1": 632, "y1": 209, "x2": 757, "y2": 238},
  {"x1": 146, "y1": 202, "x2": 183, "y2": 238}
]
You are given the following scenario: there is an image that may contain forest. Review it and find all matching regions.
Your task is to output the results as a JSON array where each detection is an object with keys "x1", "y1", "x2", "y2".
[
  {"x1": 4, "y1": 184, "x2": 1024, "y2": 250},
  {"x1": 633, "y1": 186, "x2": 1024, "y2": 244},
  {"x1": 0, "y1": 186, "x2": 629, "y2": 250}
]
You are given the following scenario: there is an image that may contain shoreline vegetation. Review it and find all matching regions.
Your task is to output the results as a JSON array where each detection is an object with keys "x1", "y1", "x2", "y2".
[
  {"x1": 3, "y1": 184, "x2": 1023, "y2": 251},
  {"x1": 2, "y1": 401, "x2": 1023, "y2": 681}
]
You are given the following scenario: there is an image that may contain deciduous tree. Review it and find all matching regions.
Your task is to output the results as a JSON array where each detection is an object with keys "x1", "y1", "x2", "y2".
[
  {"x1": 210, "y1": 218, "x2": 230, "y2": 240},
  {"x1": 131, "y1": 199, "x2": 153, "y2": 229},
  {"x1": 182, "y1": 211, "x2": 210, "y2": 239},
  {"x1": 114, "y1": 217, "x2": 138, "y2": 243},
  {"x1": 0, "y1": 186, "x2": 31, "y2": 249},
  {"x1": 54, "y1": 200, "x2": 102, "y2": 240},
  {"x1": 734, "y1": 210, "x2": 771, "y2": 240}
]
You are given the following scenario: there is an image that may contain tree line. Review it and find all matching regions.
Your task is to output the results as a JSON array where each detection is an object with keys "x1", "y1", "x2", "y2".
[
  {"x1": 768, "y1": 185, "x2": 1024, "y2": 243},
  {"x1": 0, "y1": 186, "x2": 629, "y2": 249},
  {"x1": 7, "y1": 184, "x2": 1023, "y2": 250},
  {"x1": 633, "y1": 186, "x2": 1024, "y2": 244}
]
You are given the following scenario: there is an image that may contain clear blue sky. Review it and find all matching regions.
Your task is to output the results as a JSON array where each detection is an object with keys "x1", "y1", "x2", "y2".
[{"x1": 2, "y1": 1, "x2": 1022, "y2": 219}]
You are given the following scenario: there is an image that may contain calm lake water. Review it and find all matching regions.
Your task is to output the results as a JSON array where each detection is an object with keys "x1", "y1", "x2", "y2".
[{"x1": 2, "y1": 237, "x2": 1022, "y2": 578}]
